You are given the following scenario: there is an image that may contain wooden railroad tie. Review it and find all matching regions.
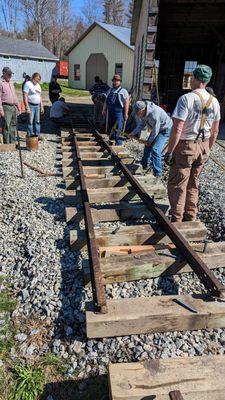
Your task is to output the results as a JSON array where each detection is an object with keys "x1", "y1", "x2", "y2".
[
  {"x1": 108, "y1": 355, "x2": 225, "y2": 400},
  {"x1": 83, "y1": 241, "x2": 225, "y2": 286}
]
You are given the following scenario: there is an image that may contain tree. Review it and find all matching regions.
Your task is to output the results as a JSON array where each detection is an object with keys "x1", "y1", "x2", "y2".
[
  {"x1": 126, "y1": 0, "x2": 133, "y2": 26},
  {"x1": 19, "y1": 0, "x2": 50, "y2": 43},
  {"x1": 82, "y1": 0, "x2": 103, "y2": 25},
  {"x1": 0, "y1": 0, "x2": 20, "y2": 36},
  {"x1": 103, "y1": 0, "x2": 125, "y2": 26},
  {"x1": 103, "y1": 0, "x2": 112, "y2": 23}
]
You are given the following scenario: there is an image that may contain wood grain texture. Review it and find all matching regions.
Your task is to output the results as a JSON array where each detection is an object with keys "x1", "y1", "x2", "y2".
[
  {"x1": 109, "y1": 355, "x2": 225, "y2": 400},
  {"x1": 86, "y1": 294, "x2": 225, "y2": 338}
]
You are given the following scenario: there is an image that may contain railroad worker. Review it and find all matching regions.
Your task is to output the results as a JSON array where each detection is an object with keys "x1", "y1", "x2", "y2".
[
  {"x1": 50, "y1": 97, "x2": 70, "y2": 134},
  {"x1": 102, "y1": 74, "x2": 130, "y2": 145},
  {"x1": 165, "y1": 65, "x2": 221, "y2": 222},
  {"x1": 129, "y1": 101, "x2": 172, "y2": 177},
  {"x1": 0, "y1": 67, "x2": 20, "y2": 144},
  {"x1": 49, "y1": 76, "x2": 62, "y2": 104},
  {"x1": 23, "y1": 72, "x2": 44, "y2": 140},
  {"x1": 89, "y1": 76, "x2": 110, "y2": 103}
]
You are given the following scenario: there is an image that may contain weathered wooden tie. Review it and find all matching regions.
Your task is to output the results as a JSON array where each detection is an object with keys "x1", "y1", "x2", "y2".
[
  {"x1": 64, "y1": 185, "x2": 166, "y2": 205},
  {"x1": 86, "y1": 294, "x2": 225, "y2": 338},
  {"x1": 109, "y1": 355, "x2": 225, "y2": 400},
  {"x1": 70, "y1": 221, "x2": 207, "y2": 250},
  {"x1": 65, "y1": 200, "x2": 169, "y2": 224}
]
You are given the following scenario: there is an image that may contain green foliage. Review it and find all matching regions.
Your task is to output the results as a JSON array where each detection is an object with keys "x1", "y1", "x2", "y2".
[
  {"x1": 14, "y1": 80, "x2": 89, "y2": 97},
  {"x1": 9, "y1": 365, "x2": 44, "y2": 400},
  {"x1": 41, "y1": 352, "x2": 68, "y2": 375},
  {"x1": 0, "y1": 292, "x2": 17, "y2": 312},
  {"x1": 0, "y1": 275, "x2": 7, "y2": 285}
]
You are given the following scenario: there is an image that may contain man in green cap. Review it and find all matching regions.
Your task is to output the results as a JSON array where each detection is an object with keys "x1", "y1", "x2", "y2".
[{"x1": 165, "y1": 64, "x2": 220, "y2": 222}]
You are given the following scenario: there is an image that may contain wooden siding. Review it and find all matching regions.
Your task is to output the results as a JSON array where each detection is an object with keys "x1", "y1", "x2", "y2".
[
  {"x1": 0, "y1": 56, "x2": 56, "y2": 82},
  {"x1": 68, "y1": 25, "x2": 134, "y2": 91},
  {"x1": 132, "y1": 0, "x2": 149, "y2": 99},
  {"x1": 132, "y1": 0, "x2": 159, "y2": 100}
]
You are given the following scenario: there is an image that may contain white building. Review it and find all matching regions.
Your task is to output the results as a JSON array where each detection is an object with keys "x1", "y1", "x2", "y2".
[
  {"x1": 66, "y1": 22, "x2": 134, "y2": 91},
  {"x1": 0, "y1": 36, "x2": 58, "y2": 82}
]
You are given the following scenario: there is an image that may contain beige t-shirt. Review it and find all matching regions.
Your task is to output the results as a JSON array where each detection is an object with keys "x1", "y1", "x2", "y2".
[{"x1": 173, "y1": 89, "x2": 220, "y2": 140}]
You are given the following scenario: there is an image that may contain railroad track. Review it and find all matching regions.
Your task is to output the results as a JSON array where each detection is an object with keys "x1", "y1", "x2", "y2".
[{"x1": 60, "y1": 109, "x2": 225, "y2": 399}]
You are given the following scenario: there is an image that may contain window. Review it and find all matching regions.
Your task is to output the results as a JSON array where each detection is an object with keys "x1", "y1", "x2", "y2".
[
  {"x1": 21, "y1": 57, "x2": 28, "y2": 62},
  {"x1": 115, "y1": 63, "x2": 123, "y2": 78},
  {"x1": 183, "y1": 61, "x2": 198, "y2": 89},
  {"x1": 3, "y1": 56, "x2": 10, "y2": 59},
  {"x1": 38, "y1": 59, "x2": 43, "y2": 63},
  {"x1": 74, "y1": 64, "x2": 80, "y2": 81}
]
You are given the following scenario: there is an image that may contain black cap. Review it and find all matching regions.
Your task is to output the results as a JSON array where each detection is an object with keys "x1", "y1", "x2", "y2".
[{"x1": 3, "y1": 67, "x2": 13, "y2": 75}]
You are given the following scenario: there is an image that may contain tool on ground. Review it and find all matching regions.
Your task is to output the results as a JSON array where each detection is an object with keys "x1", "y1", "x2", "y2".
[
  {"x1": 169, "y1": 390, "x2": 185, "y2": 400},
  {"x1": 24, "y1": 161, "x2": 57, "y2": 177},
  {"x1": 173, "y1": 298, "x2": 198, "y2": 314},
  {"x1": 17, "y1": 128, "x2": 25, "y2": 178}
]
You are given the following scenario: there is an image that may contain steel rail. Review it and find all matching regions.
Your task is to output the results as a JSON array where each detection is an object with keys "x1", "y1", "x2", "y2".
[
  {"x1": 73, "y1": 133, "x2": 107, "y2": 314},
  {"x1": 92, "y1": 129, "x2": 225, "y2": 298}
]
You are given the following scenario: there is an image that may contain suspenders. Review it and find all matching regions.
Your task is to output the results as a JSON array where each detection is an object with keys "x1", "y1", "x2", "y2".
[{"x1": 193, "y1": 91, "x2": 213, "y2": 142}]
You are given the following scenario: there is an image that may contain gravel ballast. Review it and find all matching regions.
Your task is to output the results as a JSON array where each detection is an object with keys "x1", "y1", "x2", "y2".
[{"x1": 1, "y1": 134, "x2": 225, "y2": 380}]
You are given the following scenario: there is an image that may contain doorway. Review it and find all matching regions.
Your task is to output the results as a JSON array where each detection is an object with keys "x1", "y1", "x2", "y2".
[{"x1": 86, "y1": 53, "x2": 108, "y2": 90}]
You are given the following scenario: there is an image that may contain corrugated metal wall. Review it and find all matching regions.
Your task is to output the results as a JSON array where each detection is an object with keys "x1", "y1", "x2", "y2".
[
  {"x1": 0, "y1": 57, "x2": 57, "y2": 82},
  {"x1": 68, "y1": 25, "x2": 134, "y2": 91}
]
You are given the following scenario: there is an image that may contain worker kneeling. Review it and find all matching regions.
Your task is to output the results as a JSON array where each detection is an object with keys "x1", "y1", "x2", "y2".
[
  {"x1": 129, "y1": 101, "x2": 172, "y2": 178},
  {"x1": 50, "y1": 97, "x2": 70, "y2": 135},
  {"x1": 165, "y1": 65, "x2": 220, "y2": 223},
  {"x1": 103, "y1": 74, "x2": 129, "y2": 145}
]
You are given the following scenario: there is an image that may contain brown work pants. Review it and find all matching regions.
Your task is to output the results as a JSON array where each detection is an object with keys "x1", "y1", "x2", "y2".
[{"x1": 167, "y1": 139, "x2": 209, "y2": 222}]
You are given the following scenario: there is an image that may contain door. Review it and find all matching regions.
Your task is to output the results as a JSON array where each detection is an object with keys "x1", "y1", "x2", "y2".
[{"x1": 86, "y1": 53, "x2": 108, "y2": 89}]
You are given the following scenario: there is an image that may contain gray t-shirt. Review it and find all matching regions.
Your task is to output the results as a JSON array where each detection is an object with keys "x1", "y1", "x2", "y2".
[
  {"x1": 172, "y1": 89, "x2": 221, "y2": 140},
  {"x1": 133, "y1": 101, "x2": 173, "y2": 142},
  {"x1": 50, "y1": 100, "x2": 69, "y2": 118}
]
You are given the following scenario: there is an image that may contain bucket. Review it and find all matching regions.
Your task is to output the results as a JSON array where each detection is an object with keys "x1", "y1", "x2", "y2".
[{"x1": 26, "y1": 135, "x2": 39, "y2": 151}]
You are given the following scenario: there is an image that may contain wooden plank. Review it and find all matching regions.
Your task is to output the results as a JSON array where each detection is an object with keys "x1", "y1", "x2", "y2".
[
  {"x1": 62, "y1": 145, "x2": 127, "y2": 153},
  {"x1": 0, "y1": 144, "x2": 16, "y2": 152},
  {"x1": 62, "y1": 157, "x2": 134, "y2": 167},
  {"x1": 65, "y1": 175, "x2": 157, "y2": 189},
  {"x1": 70, "y1": 221, "x2": 207, "y2": 250},
  {"x1": 109, "y1": 355, "x2": 225, "y2": 400},
  {"x1": 83, "y1": 242, "x2": 225, "y2": 284},
  {"x1": 62, "y1": 164, "x2": 143, "y2": 178},
  {"x1": 86, "y1": 294, "x2": 225, "y2": 338},
  {"x1": 62, "y1": 151, "x2": 130, "y2": 159},
  {"x1": 65, "y1": 200, "x2": 169, "y2": 224},
  {"x1": 64, "y1": 185, "x2": 166, "y2": 205}
]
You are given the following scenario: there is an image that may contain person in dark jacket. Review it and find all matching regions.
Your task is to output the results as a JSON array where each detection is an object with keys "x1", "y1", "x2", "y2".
[{"x1": 49, "y1": 77, "x2": 62, "y2": 104}]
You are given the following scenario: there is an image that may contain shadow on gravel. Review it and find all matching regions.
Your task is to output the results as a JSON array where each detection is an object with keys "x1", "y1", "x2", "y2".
[
  {"x1": 156, "y1": 276, "x2": 179, "y2": 295},
  {"x1": 41, "y1": 375, "x2": 109, "y2": 400}
]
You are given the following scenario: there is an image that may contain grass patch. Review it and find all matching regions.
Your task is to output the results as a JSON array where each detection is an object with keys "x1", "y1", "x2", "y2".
[
  {"x1": 0, "y1": 292, "x2": 17, "y2": 313},
  {"x1": 41, "y1": 353, "x2": 68, "y2": 375},
  {"x1": 0, "y1": 275, "x2": 7, "y2": 285},
  {"x1": 0, "y1": 318, "x2": 15, "y2": 360},
  {"x1": 9, "y1": 365, "x2": 44, "y2": 400},
  {"x1": 14, "y1": 81, "x2": 90, "y2": 97}
]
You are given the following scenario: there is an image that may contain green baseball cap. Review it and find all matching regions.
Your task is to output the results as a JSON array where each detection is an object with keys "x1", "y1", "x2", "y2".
[{"x1": 193, "y1": 64, "x2": 212, "y2": 83}]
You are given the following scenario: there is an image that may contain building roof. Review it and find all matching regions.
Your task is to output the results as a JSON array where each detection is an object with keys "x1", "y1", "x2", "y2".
[
  {"x1": 65, "y1": 22, "x2": 134, "y2": 55},
  {"x1": 0, "y1": 36, "x2": 58, "y2": 61}
]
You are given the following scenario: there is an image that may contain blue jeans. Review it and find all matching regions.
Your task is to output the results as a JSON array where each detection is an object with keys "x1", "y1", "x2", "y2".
[
  {"x1": 108, "y1": 107, "x2": 124, "y2": 145},
  {"x1": 142, "y1": 128, "x2": 171, "y2": 176},
  {"x1": 27, "y1": 104, "x2": 41, "y2": 137}
]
